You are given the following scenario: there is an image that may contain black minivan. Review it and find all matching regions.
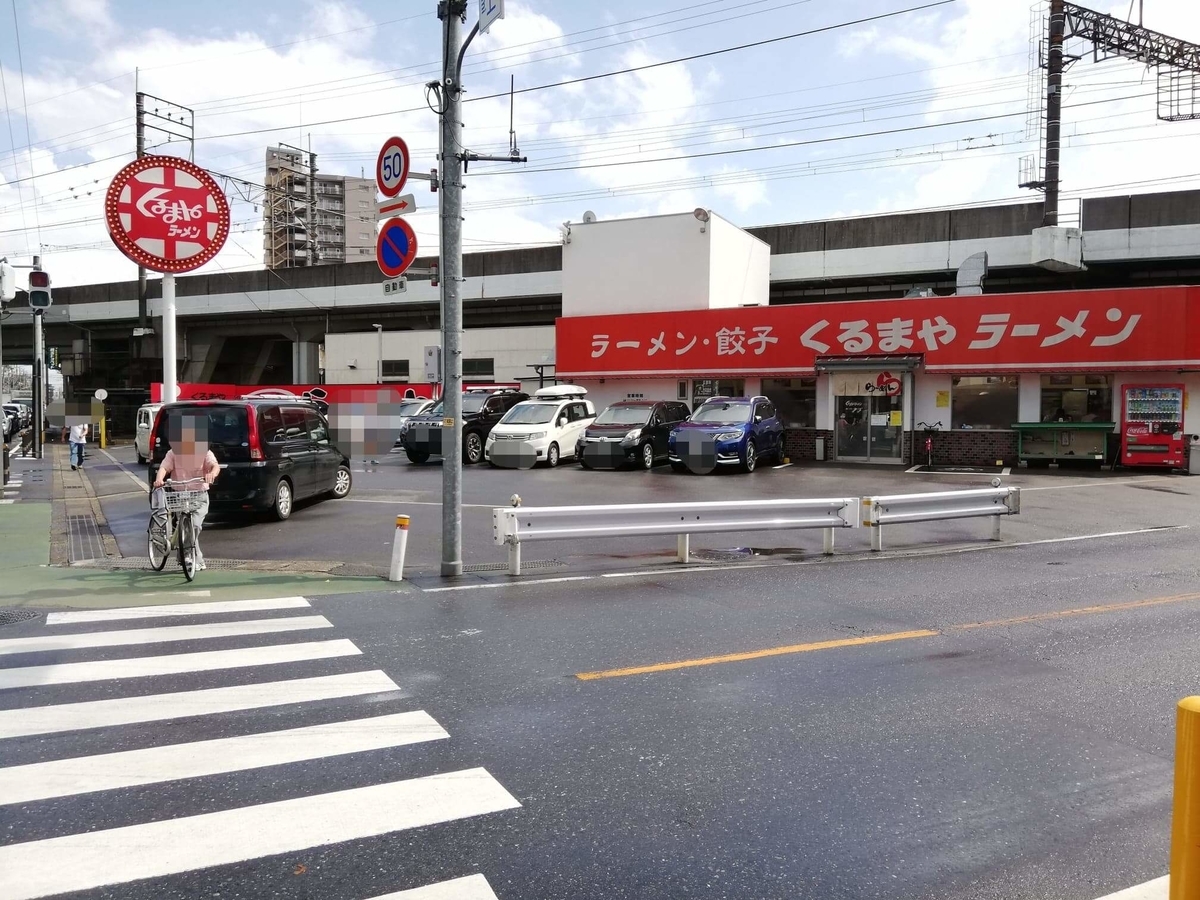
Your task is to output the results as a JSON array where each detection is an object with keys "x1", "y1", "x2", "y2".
[
  {"x1": 576, "y1": 399, "x2": 691, "y2": 470},
  {"x1": 148, "y1": 399, "x2": 352, "y2": 521}
]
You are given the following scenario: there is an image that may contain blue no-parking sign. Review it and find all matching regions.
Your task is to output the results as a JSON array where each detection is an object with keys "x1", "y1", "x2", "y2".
[{"x1": 376, "y1": 217, "x2": 418, "y2": 278}]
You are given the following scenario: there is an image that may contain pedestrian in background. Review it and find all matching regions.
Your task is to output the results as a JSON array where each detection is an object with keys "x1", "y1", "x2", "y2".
[{"x1": 65, "y1": 422, "x2": 88, "y2": 470}]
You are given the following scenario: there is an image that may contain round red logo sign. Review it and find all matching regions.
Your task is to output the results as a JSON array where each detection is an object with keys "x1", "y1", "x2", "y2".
[{"x1": 105, "y1": 156, "x2": 230, "y2": 273}]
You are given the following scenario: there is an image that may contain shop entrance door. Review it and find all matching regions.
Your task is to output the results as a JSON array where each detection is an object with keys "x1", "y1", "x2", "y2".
[{"x1": 834, "y1": 375, "x2": 905, "y2": 463}]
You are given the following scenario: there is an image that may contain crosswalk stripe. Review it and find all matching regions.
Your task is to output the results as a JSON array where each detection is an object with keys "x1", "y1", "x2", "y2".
[
  {"x1": 0, "y1": 615, "x2": 334, "y2": 657},
  {"x1": 0, "y1": 711, "x2": 449, "y2": 805},
  {"x1": 0, "y1": 639, "x2": 361, "y2": 691},
  {"x1": 45, "y1": 596, "x2": 312, "y2": 625},
  {"x1": 0, "y1": 670, "x2": 400, "y2": 740},
  {"x1": 0, "y1": 767, "x2": 522, "y2": 900},
  {"x1": 369, "y1": 874, "x2": 500, "y2": 899}
]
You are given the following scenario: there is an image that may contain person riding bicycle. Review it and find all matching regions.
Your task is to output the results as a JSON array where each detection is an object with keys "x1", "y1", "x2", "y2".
[{"x1": 153, "y1": 415, "x2": 220, "y2": 571}]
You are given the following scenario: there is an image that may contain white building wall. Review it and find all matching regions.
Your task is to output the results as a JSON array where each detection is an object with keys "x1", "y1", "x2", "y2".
[
  {"x1": 707, "y1": 215, "x2": 770, "y2": 308},
  {"x1": 561, "y1": 210, "x2": 768, "y2": 318},
  {"x1": 324, "y1": 326, "x2": 555, "y2": 385},
  {"x1": 912, "y1": 373, "x2": 952, "y2": 429}
]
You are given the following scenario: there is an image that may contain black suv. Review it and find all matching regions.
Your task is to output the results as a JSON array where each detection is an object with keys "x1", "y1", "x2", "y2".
[
  {"x1": 398, "y1": 388, "x2": 529, "y2": 465},
  {"x1": 577, "y1": 400, "x2": 691, "y2": 470},
  {"x1": 148, "y1": 399, "x2": 352, "y2": 522}
]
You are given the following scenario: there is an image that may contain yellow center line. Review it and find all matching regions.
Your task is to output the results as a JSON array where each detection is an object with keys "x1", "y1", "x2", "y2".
[
  {"x1": 575, "y1": 630, "x2": 940, "y2": 681},
  {"x1": 952, "y1": 590, "x2": 1200, "y2": 630},
  {"x1": 575, "y1": 590, "x2": 1200, "y2": 682}
]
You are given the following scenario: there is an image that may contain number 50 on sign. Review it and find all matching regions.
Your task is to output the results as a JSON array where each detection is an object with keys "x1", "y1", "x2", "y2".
[{"x1": 376, "y1": 136, "x2": 410, "y2": 199}]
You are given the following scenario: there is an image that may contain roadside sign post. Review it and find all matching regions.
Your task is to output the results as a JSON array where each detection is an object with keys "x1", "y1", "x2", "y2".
[{"x1": 105, "y1": 156, "x2": 230, "y2": 406}]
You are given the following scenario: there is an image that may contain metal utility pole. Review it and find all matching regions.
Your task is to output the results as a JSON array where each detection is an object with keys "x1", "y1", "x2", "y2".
[
  {"x1": 435, "y1": 0, "x2": 523, "y2": 577},
  {"x1": 439, "y1": 0, "x2": 467, "y2": 577},
  {"x1": 1043, "y1": 0, "x2": 1066, "y2": 226},
  {"x1": 308, "y1": 136, "x2": 317, "y2": 267},
  {"x1": 135, "y1": 87, "x2": 148, "y2": 330},
  {"x1": 31, "y1": 255, "x2": 43, "y2": 459}
]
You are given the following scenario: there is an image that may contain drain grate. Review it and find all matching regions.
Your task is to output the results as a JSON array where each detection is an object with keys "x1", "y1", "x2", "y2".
[
  {"x1": 463, "y1": 559, "x2": 565, "y2": 573},
  {"x1": 0, "y1": 608, "x2": 40, "y2": 627},
  {"x1": 691, "y1": 548, "x2": 756, "y2": 562}
]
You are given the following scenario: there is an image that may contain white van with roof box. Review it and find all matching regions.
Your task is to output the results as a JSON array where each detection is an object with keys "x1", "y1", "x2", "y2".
[{"x1": 484, "y1": 385, "x2": 595, "y2": 468}]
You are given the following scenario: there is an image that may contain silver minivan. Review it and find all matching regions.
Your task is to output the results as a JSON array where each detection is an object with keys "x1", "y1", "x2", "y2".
[{"x1": 134, "y1": 403, "x2": 162, "y2": 464}]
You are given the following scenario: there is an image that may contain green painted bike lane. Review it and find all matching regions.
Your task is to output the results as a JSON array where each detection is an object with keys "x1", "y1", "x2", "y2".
[{"x1": 1, "y1": 502, "x2": 405, "y2": 609}]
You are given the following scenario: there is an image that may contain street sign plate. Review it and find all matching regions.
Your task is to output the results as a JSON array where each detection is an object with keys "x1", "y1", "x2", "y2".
[
  {"x1": 376, "y1": 194, "x2": 416, "y2": 218},
  {"x1": 376, "y1": 217, "x2": 419, "y2": 278},
  {"x1": 376, "y1": 136, "x2": 410, "y2": 199},
  {"x1": 479, "y1": 0, "x2": 504, "y2": 34},
  {"x1": 104, "y1": 156, "x2": 230, "y2": 274},
  {"x1": 94, "y1": 389, "x2": 108, "y2": 401},
  {"x1": 382, "y1": 277, "x2": 407, "y2": 296}
]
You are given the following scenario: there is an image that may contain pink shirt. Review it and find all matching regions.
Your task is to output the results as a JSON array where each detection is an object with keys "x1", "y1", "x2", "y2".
[{"x1": 160, "y1": 449, "x2": 219, "y2": 491}]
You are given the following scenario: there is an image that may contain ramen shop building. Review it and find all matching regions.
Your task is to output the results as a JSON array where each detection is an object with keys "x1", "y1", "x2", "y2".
[{"x1": 553, "y1": 211, "x2": 1200, "y2": 468}]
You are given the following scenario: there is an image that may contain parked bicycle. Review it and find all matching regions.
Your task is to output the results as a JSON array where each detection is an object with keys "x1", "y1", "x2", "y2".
[
  {"x1": 147, "y1": 477, "x2": 207, "y2": 582},
  {"x1": 916, "y1": 421, "x2": 942, "y2": 468}
]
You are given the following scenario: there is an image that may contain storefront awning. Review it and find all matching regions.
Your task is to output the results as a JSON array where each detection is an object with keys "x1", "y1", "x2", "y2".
[{"x1": 815, "y1": 355, "x2": 923, "y2": 373}]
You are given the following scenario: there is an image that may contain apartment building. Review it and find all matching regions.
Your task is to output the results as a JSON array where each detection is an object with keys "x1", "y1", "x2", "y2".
[{"x1": 263, "y1": 146, "x2": 376, "y2": 269}]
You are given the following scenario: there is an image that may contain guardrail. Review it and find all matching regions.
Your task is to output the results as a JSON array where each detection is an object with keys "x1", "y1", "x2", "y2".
[
  {"x1": 493, "y1": 497, "x2": 860, "y2": 575},
  {"x1": 861, "y1": 486, "x2": 1021, "y2": 551}
]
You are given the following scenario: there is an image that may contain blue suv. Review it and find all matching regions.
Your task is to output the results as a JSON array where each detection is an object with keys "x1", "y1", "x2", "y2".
[{"x1": 668, "y1": 396, "x2": 784, "y2": 474}]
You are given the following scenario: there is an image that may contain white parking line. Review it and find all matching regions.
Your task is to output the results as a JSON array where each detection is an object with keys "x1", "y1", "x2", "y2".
[
  {"x1": 418, "y1": 526, "x2": 1186, "y2": 593},
  {"x1": 100, "y1": 447, "x2": 149, "y2": 493}
]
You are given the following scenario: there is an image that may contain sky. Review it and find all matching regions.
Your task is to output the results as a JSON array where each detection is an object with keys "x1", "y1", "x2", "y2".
[{"x1": 1, "y1": 0, "x2": 1198, "y2": 287}]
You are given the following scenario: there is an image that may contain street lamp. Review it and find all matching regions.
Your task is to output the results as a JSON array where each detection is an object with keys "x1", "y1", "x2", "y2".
[{"x1": 372, "y1": 324, "x2": 383, "y2": 384}]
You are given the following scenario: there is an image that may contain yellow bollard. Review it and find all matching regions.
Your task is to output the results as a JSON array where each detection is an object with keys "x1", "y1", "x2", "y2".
[{"x1": 1171, "y1": 696, "x2": 1200, "y2": 900}]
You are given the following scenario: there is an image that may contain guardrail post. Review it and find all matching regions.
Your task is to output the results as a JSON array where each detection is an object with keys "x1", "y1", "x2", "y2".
[
  {"x1": 388, "y1": 515, "x2": 410, "y2": 582},
  {"x1": 677, "y1": 533, "x2": 690, "y2": 563},
  {"x1": 991, "y1": 515, "x2": 1002, "y2": 542},
  {"x1": 507, "y1": 539, "x2": 521, "y2": 576},
  {"x1": 823, "y1": 527, "x2": 835, "y2": 555},
  {"x1": 1171, "y1": 696, "x2": 1200, "y2": 900},
  {"x1": 871, "y1": 525, "x2": 883, "y2": 552}
]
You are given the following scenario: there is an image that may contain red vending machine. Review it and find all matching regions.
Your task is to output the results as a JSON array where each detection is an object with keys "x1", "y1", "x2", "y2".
[{"x1": 1121, "y1": 384, "x2": 1185, "y2": 468}]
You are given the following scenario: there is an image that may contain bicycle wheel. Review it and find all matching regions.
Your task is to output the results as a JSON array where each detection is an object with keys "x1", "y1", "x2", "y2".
[
  {"x1": 147, "y1": 511, "x2": 170, "y2": 571},
  {"x1": 178, "y1": 515, "x2": 198, "y2": 582}
]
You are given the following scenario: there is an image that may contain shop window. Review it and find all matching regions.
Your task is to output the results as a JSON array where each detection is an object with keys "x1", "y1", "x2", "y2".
[
  {"x1": 951, "y1": 376, "x2": 1018, "y2": 430},
  {"x1": 463, "y1": 357, "x2": 495, "y2": 379},
  {"x1": 381, "y1": 359, "x2": 409, "y2": 381},
  {"x1": 1039, "y1": 374, "x2": 1113, "y2": 422},
  {"x1": 761, "y1": 378, "x2": 816, "y2": 428},
  {"x1": 691, "y1": 378, "x2": 744, "y2": 410}
]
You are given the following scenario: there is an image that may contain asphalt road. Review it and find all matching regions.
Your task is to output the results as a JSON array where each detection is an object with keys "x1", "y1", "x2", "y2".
[
  {"x1": 3, "y1": 515, "x2": 1197, "y2": 898},
  {"x1": 85, "y1": 444, "x2": 1200, "y2": 581}
]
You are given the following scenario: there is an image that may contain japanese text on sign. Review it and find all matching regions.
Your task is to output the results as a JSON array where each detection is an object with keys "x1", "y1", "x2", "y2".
[{"x1": 557, "y1": 288, "x2": 1198, "y2": 376}]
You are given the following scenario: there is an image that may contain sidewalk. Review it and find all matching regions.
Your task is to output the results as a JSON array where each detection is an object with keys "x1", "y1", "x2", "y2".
[{"x1": 1, "y1": 447, "x2": 403, "y2": 609}]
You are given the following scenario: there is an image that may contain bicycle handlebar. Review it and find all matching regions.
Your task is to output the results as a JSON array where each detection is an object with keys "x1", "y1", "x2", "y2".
[{"x1": 916, "y1": 421, "x2": 943, "y2": 431}]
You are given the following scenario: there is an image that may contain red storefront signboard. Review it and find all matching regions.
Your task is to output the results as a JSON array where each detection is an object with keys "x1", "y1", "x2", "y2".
[{"x1": 556, "y1": 286, "x2": 1200, "y2": 377}]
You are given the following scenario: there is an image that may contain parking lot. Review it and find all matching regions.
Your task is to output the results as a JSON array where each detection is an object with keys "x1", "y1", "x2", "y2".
[{"x1": 85, "y1": 443, "x2": 1200, "y2": 580}]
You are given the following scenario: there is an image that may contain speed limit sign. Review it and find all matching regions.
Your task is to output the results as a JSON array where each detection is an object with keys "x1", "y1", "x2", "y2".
[{"x1": 376, "y1": 136, "x2": 410, "y2": 198}]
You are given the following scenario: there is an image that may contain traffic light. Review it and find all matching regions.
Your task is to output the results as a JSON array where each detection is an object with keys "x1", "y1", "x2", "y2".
[
  {"x1": 28, "y1": 270, "x2": 50, "y2": 309},
  {"x1": 0, "y1": 262, "x2": 15, "y2": 303}
]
